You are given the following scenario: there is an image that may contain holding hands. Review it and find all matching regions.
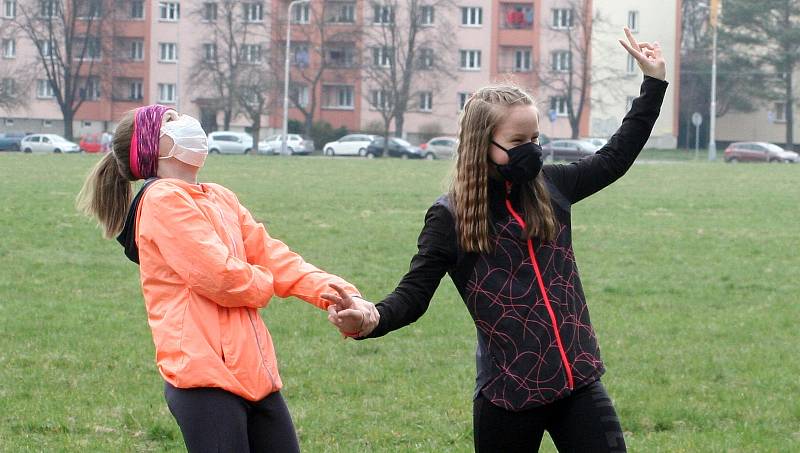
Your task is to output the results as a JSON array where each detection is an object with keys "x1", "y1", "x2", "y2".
[
  {"x1": 618, "y1": 27, "x2": 667, "y2": 81},
  {"x1": 323, "y1": 284, "x2": 380, "y2": 338}
]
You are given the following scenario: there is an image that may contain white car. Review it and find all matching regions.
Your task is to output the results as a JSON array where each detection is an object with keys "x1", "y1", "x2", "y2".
[
  {"x1": 581, "y1": 137, "x2": 608, "y2": 150},
  {"x1": 323, "y1": 134, "x2": 376, "y2": 157},
  {"x1": 21, "y1": 134, "x2": 80, "y2": 153},
  {"x1": 258, "y1": 134, "x2": 315, "y2": 155},
  {"x1": 208, "y1": 131, "x2": 254, "y2": 154}
]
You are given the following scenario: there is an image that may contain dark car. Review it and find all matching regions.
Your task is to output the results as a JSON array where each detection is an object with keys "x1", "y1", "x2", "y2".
[
  {"x1": 366, "y1": 137, "x2": 424, "y2": 159},
  {"x1": 541, "y1": 139, "x2": 597, "y2": 162},
  {"x1": 724, "y1": 142, "x2": 798, "y2": 163},
  {"x1": 0, "y1": 132, "x2": 26, "y2": 151}
]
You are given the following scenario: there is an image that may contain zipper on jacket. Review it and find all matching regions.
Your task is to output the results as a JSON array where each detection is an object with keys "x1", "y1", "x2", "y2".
[{"x1": 503, "y1": 183, "x2": 575, "y2": 390}]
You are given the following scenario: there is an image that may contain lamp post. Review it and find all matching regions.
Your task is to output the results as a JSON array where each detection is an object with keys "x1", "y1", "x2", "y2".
[
  {"x1": 281, "y1": 0, "x2": 310, "y2": 156},
  {"x1": 708, "y1": 0, "x2": 722, "y2": 161}
]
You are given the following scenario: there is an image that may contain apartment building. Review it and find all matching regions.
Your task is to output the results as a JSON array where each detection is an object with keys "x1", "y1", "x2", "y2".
[{"x1": 0, "y1": 0, "x2": 680, "y2": 146}]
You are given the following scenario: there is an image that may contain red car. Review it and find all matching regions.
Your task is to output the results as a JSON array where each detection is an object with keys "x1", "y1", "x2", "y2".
[
  {"x1": 724, "y1": 142, "x2": 799, "y2": 163},
  {"x1": 79, "y1": 132, "x2": 112, "y2": 153}
]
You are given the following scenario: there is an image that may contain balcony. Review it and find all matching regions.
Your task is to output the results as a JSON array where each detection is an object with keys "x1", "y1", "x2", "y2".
[{"x1": 500, "y1": 3, "x2": 534, "y2": 30}]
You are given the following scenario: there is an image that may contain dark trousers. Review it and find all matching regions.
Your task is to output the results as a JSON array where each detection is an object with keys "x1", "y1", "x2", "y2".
[
  {"x1": 164, "y1": 382, "x2": 300, "y2": 453},
  {"x1": 474, "y1": 380, "x2": 626, "y2": 452}
]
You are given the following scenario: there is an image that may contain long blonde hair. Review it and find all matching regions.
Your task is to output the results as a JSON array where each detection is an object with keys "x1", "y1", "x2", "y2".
[
  {"x1": 449, "y1": 84, "x2": 557, "y2": 253},
  {"x1": 76, "y1": 111, "x2": 137, "y2": 238}
]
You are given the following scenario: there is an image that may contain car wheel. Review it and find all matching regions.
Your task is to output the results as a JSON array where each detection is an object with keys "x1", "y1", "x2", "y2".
[
  {"x1": 366, "y1": 152, "x2": 376, "y2": 159},
  {"x1": 728, "y1": 157, "x2": 738, "y2": 164},
  {"x1": 325, "y1": 148, "x2": 335, "y2": 156},
  {"x1": 358, "y1": 148, "x2": 367, "y2": 157},
  {"x1": 244, "y1": 148, "x2": 252, "y2": 155},
  {"x1": 54, "y1": 148, "x2": 62, "y2": 153},
  {"x1": 401, "y1": 153, "x2": 409, "y2": 160},
  {"x1": 209, "y1": 148, "x2": 220, "y2": 154},
  {"x1": 425, "y1": 153, "x2": 436, "y2": 160}
]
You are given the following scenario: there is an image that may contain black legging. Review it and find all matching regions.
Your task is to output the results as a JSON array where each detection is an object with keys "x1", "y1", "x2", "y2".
[
  {"x1": 164, "y1": 383, "x2": 300, "y2": 453},
  {"x1": 474, "y1": 380, "x2": 626, "y2": 452}
]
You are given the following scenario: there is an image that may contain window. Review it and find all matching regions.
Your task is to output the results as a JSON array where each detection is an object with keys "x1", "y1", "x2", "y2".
[
  {"x1": 292, "y1": 43, "x2": 310, "y2": 67},
  {"x1": 203, "y1": 2, "x2": 217, "y2": 21},
  {"x1": 159, "y1": 43, "x2": 178, "y2": 62},
  {"x1": 130, "y1": 40, "x2": 144, "y2": 61},
  {"x1": 552, "y1": 51, "x2": 571, "y2": 72},
  {"x1": 626, "y1": 53, "x2": 636, "y2": 74},
  {"x1": 1, "y1": 39, "x2": 14, "y2": 58},
  {"x1": 419, "y1": 92, "x2": 433, "y2": 111},
  {"x1": 78, "y1": 0, "x2": 102, "y2": 18},
  {"x1": 83, "y1": 121, "x2": 92, "y2": 127},
  {"x1": 290, "y1": 83, "x2": 309, "y2": 107},
  {"x1": 244, "y1": 3, "x2": 263, "y2": 22},
  {"x1": 159, "y1": 2, "x2": 180, "y2": 21},
  {"x1": 501, "y1": 3, "x2": 533, "y2": 29},
  {"x1": 241, "y1": 44, "x2": 262, "y2": 64},
  {"x1": 775, "y1": 102, "x2": 786, "y2": 122},
  {"x1": 38, "y1": 39, "x2": 53, "y2": 57},
  {"x1": 458, "y1": 92, "x2": 470, "y2": 110},
  {"x1": 37, "y1": 79, "x2": 55, "y2": 98},
  {"x1": 325, "y1": 2, "x2": 355, "y2": 23},
  {"x1": 461, "y1": 7, "x2": 482, "y2": 26},
  {"x1": 130, "y1": 0, "x2": 144, "y2": 19},
  {"x1": 627, "y1": 11, "x2": 639, "y2": 32},
  {"x1": 80, "y1": 78, "x2": 101, "y2": 100},
  {"x1": 373, "y1": 4, "x2": 394, "y2": 24},
  {"x1": 291, "y1": 2, "x2": 309, "y2": 24},
  {"x1": 203, "y1": 43, "x2": 216, "y2": 62},
  {"x1": 459, "y1": 50, "x2": 481, "y2": 70},
  {"x1": 325, "y1": 44, "x2": 355, "y2": 68},
  {"x1": 158, "y1": 83, "x2": 176, "y2": 103},
  {"x1": 129, "y1": 80, "x2": 143, "y2": 100},
  {"x1": 372, "y1": 46, "x2": 394, "y2": 67},
  {"x1": 514, "y1": 48, "x2": 531, "y2": 72},
  {"x1": 552, "y1": 8, "x2": 573, "y2": 29},
  {"x1": 1, "y1": 78, "x2": 14, "y2": 96},
  {"x1": 371, "y1": 90, "x2": 393, "y2": 110},
  {"x1": 5, "y1": 118, "x2": 14, "y2": 126},
  {"x1": 550, "y1": 96, "x2": 568, "y2": 116},
  {"x1": 3, "y1": 0, "x2": 16, "y2": 18},
  {"x1": 40, "y1": 0, "x2": 56, "y2": 18},
  {"x1": 419, "y1": 48, "x2": 434, "y2": 69},
  {"x1": 419, "y1": 5, "x2": 434, "y2": 25},
  {"x1": 323, "y1": 85, "x2": 354, "y2": 109},
  {"x1": 78, "y1": 37, "x2": 102, "y2": 60},
  {"x1": 43, "y1": 119, "x2": 52, "y2": 127}
]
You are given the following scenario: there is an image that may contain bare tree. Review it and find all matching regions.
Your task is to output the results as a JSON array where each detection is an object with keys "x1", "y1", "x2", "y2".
[
  {"x1": 13, "y1": 0, "x2": 113, "y2": 140},
  {"x1": 236, "y1": 54, "x2": 278, "y2": 150},
  {"x1": 361, "y1": 0, "x2": 455, "y2": 145},
  {"x1": 191, "y1": 1, "x2": 271, "y2": 131}
]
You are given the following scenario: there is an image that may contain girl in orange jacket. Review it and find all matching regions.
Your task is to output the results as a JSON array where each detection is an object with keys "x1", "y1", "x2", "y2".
[{"x1": 77, "y1": 105, "x2": 360, "y2": 452}]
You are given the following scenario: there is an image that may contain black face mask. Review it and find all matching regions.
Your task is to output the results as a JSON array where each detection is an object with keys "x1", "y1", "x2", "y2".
[{"x1": 491, "y1": 140, "x2": 544, "y2": 184}]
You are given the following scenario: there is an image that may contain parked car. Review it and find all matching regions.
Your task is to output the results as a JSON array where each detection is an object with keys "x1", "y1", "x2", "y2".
[
  {"x1": 581, "y1": 137, "x2": 608, "y2": 150},
  {"x1": 366, "y1": 137, "x2": 424, "y2": 159},
  {"x1": 79, "y1": 132, "x2": 112, "y2": 153},
  {"x1": 542, "y1": 139, "x2": 597, "y2": 161},
  {"x1": 258, "y1": 134, "x2": 315, "y2": 155},
  {"x1": 20, "y1": 134, "x2": 80, "y2": 153},
  {"x1": 0, "y1": 132, "x2": 26, "y2": 151},
  {"x1": 207, "y1": 131, "x2": 254, "y2": 154},
  {"x1": 323, "y1": 134, "x2": 376, "y2": 157},
  {"x1": 724, "y1": 142, "x2": 798, "y2": 163},
  {"x1": 420, "y1": 136, "x2": 458, "y2": 160}
]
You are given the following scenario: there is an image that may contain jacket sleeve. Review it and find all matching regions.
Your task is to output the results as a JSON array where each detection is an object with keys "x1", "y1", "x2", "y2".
[
  {"x1": 237, "y1": 203, "x2": 360, "y2": 310},
  {"x1": 544, "y1": 76, "x2": 669, "y2": 204},
  {"x1": 137, "y1": 183, "x2": 274, "y2": 308},
  {"x1": 363, "y1": 202, "x2": 457, "y2": 338}
]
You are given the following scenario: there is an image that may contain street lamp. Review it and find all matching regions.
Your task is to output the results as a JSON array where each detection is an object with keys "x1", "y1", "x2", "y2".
[
  {"x1": 281, "y1": 0, "x2": 310, "y2": 156},
  {"x1": 708, "y1": 0, "x2": 722, "y2": 161}
]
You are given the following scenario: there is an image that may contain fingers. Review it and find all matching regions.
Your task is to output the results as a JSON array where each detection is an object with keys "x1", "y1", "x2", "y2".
[
  {"x1": 327, "y1": 283, "x2": 354, "y2": 308},
  {"x1": 618, "y1": 39, "x2": 644, "y2": 62},
  {"x1": 624, "y1": 27, "x2": 639, "y2": 50},
  {"x1": 652, "y1": 41, "x2": 663, "y2": 59}
]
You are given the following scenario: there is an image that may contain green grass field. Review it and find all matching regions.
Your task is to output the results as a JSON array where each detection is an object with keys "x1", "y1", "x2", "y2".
[{"x1": 0, "y1": 153, "x2": 798, "y2": 452}]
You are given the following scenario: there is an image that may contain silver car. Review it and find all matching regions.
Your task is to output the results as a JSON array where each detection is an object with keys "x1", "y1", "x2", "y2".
[
  {"x1": 208, "y1": 131, "x2": 254, "y2": 154},
  {"x1": 20, "y1": 134, "x2": 80, "y2": 153},
  {"x1": 421, "y1": 136, "x2": 458, "y2": 160}
]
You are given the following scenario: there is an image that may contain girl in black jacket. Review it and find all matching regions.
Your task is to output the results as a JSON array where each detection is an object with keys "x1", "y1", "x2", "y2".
[{"x1": 325, "y1": 28, "x2": 668, "y2": 452}]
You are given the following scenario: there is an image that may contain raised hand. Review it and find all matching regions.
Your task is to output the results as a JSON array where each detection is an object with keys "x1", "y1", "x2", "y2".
[
  {"x1": 618, "y1": 27, "x2": 667, "y2": 81},
  {"x1": 322, "y1": 283, "x2": 379, "y2": 338}
]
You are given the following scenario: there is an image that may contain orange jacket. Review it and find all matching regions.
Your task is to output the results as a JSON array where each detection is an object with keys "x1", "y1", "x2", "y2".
[{"x1": 134, "y1": 178, "x2": 358, "y2": 401}]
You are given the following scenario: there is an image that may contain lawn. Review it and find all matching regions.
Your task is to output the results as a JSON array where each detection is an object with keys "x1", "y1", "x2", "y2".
[{"x1": 0, "y1": 153, "x2": 797, "y2": 452}]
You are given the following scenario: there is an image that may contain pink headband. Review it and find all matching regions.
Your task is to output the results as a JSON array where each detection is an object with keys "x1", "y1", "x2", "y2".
[{"x1": 129, "y1": 104, "x2": 170, "y2": 180}]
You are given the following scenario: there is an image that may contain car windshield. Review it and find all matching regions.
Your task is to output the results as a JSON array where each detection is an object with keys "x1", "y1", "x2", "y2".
[{"x1": 393, "y1": 138, "x2": 412, "y2": 147}]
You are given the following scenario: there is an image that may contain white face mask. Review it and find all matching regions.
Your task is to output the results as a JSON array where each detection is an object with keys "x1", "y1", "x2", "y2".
[{"x1": 159, "y1": 114, "x2": 209, "y2": 167}]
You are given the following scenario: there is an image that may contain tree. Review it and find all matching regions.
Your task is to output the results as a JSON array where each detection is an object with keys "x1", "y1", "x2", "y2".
[
  {"x1": 14, "y1": 0, "x2": 112, "y2": 140},
  {"x1": 236, "y1": 59, "x2": 277, "y2": 151},
  {"x1": 722, "y1": 0, "x2": 800, "y2": 150},
  {"x1": 361, "y1": 0, "x2": 455, "y2": 145},
  {"x1": 191, "y1": 1, "x2": 271, "y2": 131}
]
